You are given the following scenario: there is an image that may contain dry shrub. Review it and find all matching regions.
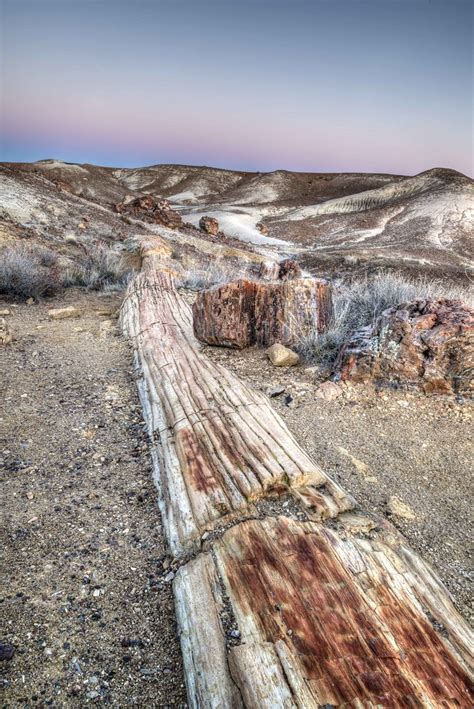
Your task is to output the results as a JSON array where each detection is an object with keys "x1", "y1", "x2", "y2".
[
  {"x1": 63, "y1": 244, "x2": 132, "y2": 291},
  {"x1": 0, "y1": 243, "x2": 60, "y2": 299}
]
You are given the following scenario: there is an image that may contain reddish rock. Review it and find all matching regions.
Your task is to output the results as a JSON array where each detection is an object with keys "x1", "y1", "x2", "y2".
[
  {"x1": 337, "y1": 299, "x2": 474, "y2": 394},
  {"x1": 193, "y1": 277, "x2": 333, "y2": 349},
  {"x1": 199, "y1": 216, "x2": 220, "y2": 236},
  {"x1": 114, "y1": 195, "x2": 183, "y2": 229},
  {"x1": 256, "y1": 221, "x2": 269, "y2": 235}
]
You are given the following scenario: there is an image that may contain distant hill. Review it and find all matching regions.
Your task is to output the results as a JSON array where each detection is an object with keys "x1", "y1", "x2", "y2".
[{"x1": 2, "y1": 160, "x2": 473, "y2": 281}]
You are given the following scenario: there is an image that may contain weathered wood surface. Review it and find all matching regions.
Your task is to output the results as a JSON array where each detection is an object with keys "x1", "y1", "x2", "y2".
[
  {"x1": 192, "y1": 277, "x2": 333, "y2": 349},
  {"x1": 176, "y1": 518, "x2": 473, "y2": 707},
  {"x1": 121, "y1": 245, "x2": 473, "y2": 707}
]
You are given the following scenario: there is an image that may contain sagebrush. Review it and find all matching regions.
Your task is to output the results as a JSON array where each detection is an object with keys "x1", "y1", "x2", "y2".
[{"x1": 0, "y1": 243, "x2": 60, "y2": 299}]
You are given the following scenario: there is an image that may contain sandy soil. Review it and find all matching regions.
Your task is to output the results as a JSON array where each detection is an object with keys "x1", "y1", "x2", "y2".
[
  {"x1": 204, "y1": 344, "x2": 473, "y2": 625},
  {"x1": 1, "y1": 291, "x2": 186, "y2": 706}
]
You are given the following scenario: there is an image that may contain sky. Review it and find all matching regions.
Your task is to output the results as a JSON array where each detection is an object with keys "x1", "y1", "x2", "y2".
[{"x1": 0, "y1": 0, "x2": 472, "y2": 175}]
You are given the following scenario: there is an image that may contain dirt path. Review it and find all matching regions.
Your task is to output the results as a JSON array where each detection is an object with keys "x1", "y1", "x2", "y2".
[
  {"x1": 1, "y1": 291, "x2": 186, "y2": 706},
  {"x1": 205, "y1": 344, "x2": 473, "y2": 625}
]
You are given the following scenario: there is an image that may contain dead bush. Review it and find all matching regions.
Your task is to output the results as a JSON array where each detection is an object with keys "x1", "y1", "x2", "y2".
[{"x1": 0, "y1": 243, "x2": 60, "y2": 299}]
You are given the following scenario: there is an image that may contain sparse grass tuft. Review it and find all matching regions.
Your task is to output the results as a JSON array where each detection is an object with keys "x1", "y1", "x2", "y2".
[
  {"x1": 63, "y1": 244, "x2": 132, "y2": 291},
  {"x1": 0, "y1": 243, "x2": 60, "y2": 299},
  {"x1": 296, "y1": 271, "x2": 473, "y2": 367}
]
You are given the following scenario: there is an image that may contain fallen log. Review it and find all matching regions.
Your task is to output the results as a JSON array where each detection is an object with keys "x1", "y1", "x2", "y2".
[{"x1": 120, "y1": 244, "x2": 473, "y2": 707}]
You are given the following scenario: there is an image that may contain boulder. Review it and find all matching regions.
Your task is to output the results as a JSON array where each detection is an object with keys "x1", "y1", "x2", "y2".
[
  {"x1": 0, "y1": 318, "x2": 12, "y2": 345},
  {"x1": 48, "y1": 306, "x2": 80, "y2": 320},
  {"x1": 199, "y1": 216, "x2": 219, "y2": 236},
  {"x1": 267, "y1": 344, "x2": 299, "y2": 367},
  {"x1": 192, "y1": 277, "x2": 333, "y2": 349},
  {"x1": 337, "y1": 299, "x2": 474, "y2": 395}
]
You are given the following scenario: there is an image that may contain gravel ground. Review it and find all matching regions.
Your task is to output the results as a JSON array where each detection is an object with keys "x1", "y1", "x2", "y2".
[
  {"x1": 1, "y1": 291, "x2": 186, "y2": 706},
  {"x1": 205, "y1": 344, "x2": 473, "y2": 625}
]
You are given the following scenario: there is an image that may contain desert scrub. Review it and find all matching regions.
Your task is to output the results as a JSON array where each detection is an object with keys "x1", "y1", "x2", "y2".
[
  {"x1": 0, "y1": 243, "x2": 60, "y2": 299},
  {"x1": 63, "y1": 244, "x2": 132, "y2": 291},
  {"x1": 296, "y1": 271, "x2": 473, "y2": 366}
]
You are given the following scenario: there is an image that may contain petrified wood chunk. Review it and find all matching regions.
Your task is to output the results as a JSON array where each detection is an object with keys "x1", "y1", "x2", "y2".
[
  {"x1": 193, "y1": 277, "x2": 333, "y2": 349},
  {"x1": 114, "y1": 195, "x2": 183, "y2": 229},
  {"x1": 199, "y1": 215, "x2": 219, "y2": 235},
  {"x1": 338, "y1": 298, "x2": 474, "y2": 394}
]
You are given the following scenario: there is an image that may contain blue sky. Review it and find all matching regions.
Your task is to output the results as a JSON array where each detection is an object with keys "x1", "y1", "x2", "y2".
[{"x1": 1, "y1": 0, "x2": 472, "y2": 174}]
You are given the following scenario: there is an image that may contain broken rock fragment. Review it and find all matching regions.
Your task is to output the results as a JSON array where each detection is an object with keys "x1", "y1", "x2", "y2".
[
  {"x1": 267, "y1": 343, "x2": 299, "y2": 367},
  {"x1": 48, "y1": 306, "x2": 80, "y2": 320},
  {"x1": 0, "y1": 318, "x2": 13, "y2": 345}
]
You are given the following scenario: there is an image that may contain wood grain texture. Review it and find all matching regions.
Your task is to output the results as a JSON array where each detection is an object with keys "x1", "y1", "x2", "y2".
[
  {"x1": 192, "y1": 277, "x2": 333, "y2": 349},
  {"x1": 121, "y1": 250, "x2": 473, "y2": 706},
  {"x1": 175, "y1": 517, "x2": 473, "y2": 707}
]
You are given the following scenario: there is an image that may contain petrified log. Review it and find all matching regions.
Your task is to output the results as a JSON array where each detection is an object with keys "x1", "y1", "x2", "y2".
[
  {"x1": 193, "y1": 277, "x2": 333, "y2": 349},
  {"x1": 121, "y1": 247, "x2": 473, "y2": 707},
  {"x1": 121, "y1": 270, "x2": 342, "y2": 554},
  {"x1": 338, "y1": 298, "x2": 474, "y2": 394}
]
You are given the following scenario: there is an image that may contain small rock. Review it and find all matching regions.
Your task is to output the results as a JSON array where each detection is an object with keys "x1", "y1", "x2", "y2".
[
  {"x1": 0, "y1": 308, "x2": 11, "y2": 316},
  {"x1": 164, "y1": 571, "x2": 175, "y2": 583},
  {"x1": 256, "y1": 221, "x2": 269, "y2": 235},
  {"x1": 387, "y1": 496, "x2": 416, "y2": 520},
  {"x1": 267, "y1": 344, "x2": 299, "y2": 367},
  {"x1": 48, "y1": 306, "x2": 80, "y2": 320},
  {"x1": 0, "y1": 643, "x2": 15, "y2": 660},
  {"x1": 26, "y1": 297, "x2": 34, "y2": 305},
  {"x1": 267, "y1": 385, "x2": 285, "y2": 398},
  {"x1": 0, "y1": 318, "x2": 13, "y2": 345},
  {"x1": 315, "y1": 381, "x2": 342, "y2": 402}
]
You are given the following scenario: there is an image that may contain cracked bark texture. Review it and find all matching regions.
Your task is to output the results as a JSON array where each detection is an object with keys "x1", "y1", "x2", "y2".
[{"x1": 120, "y1": 239, "x2": 473, "y2": 707}]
